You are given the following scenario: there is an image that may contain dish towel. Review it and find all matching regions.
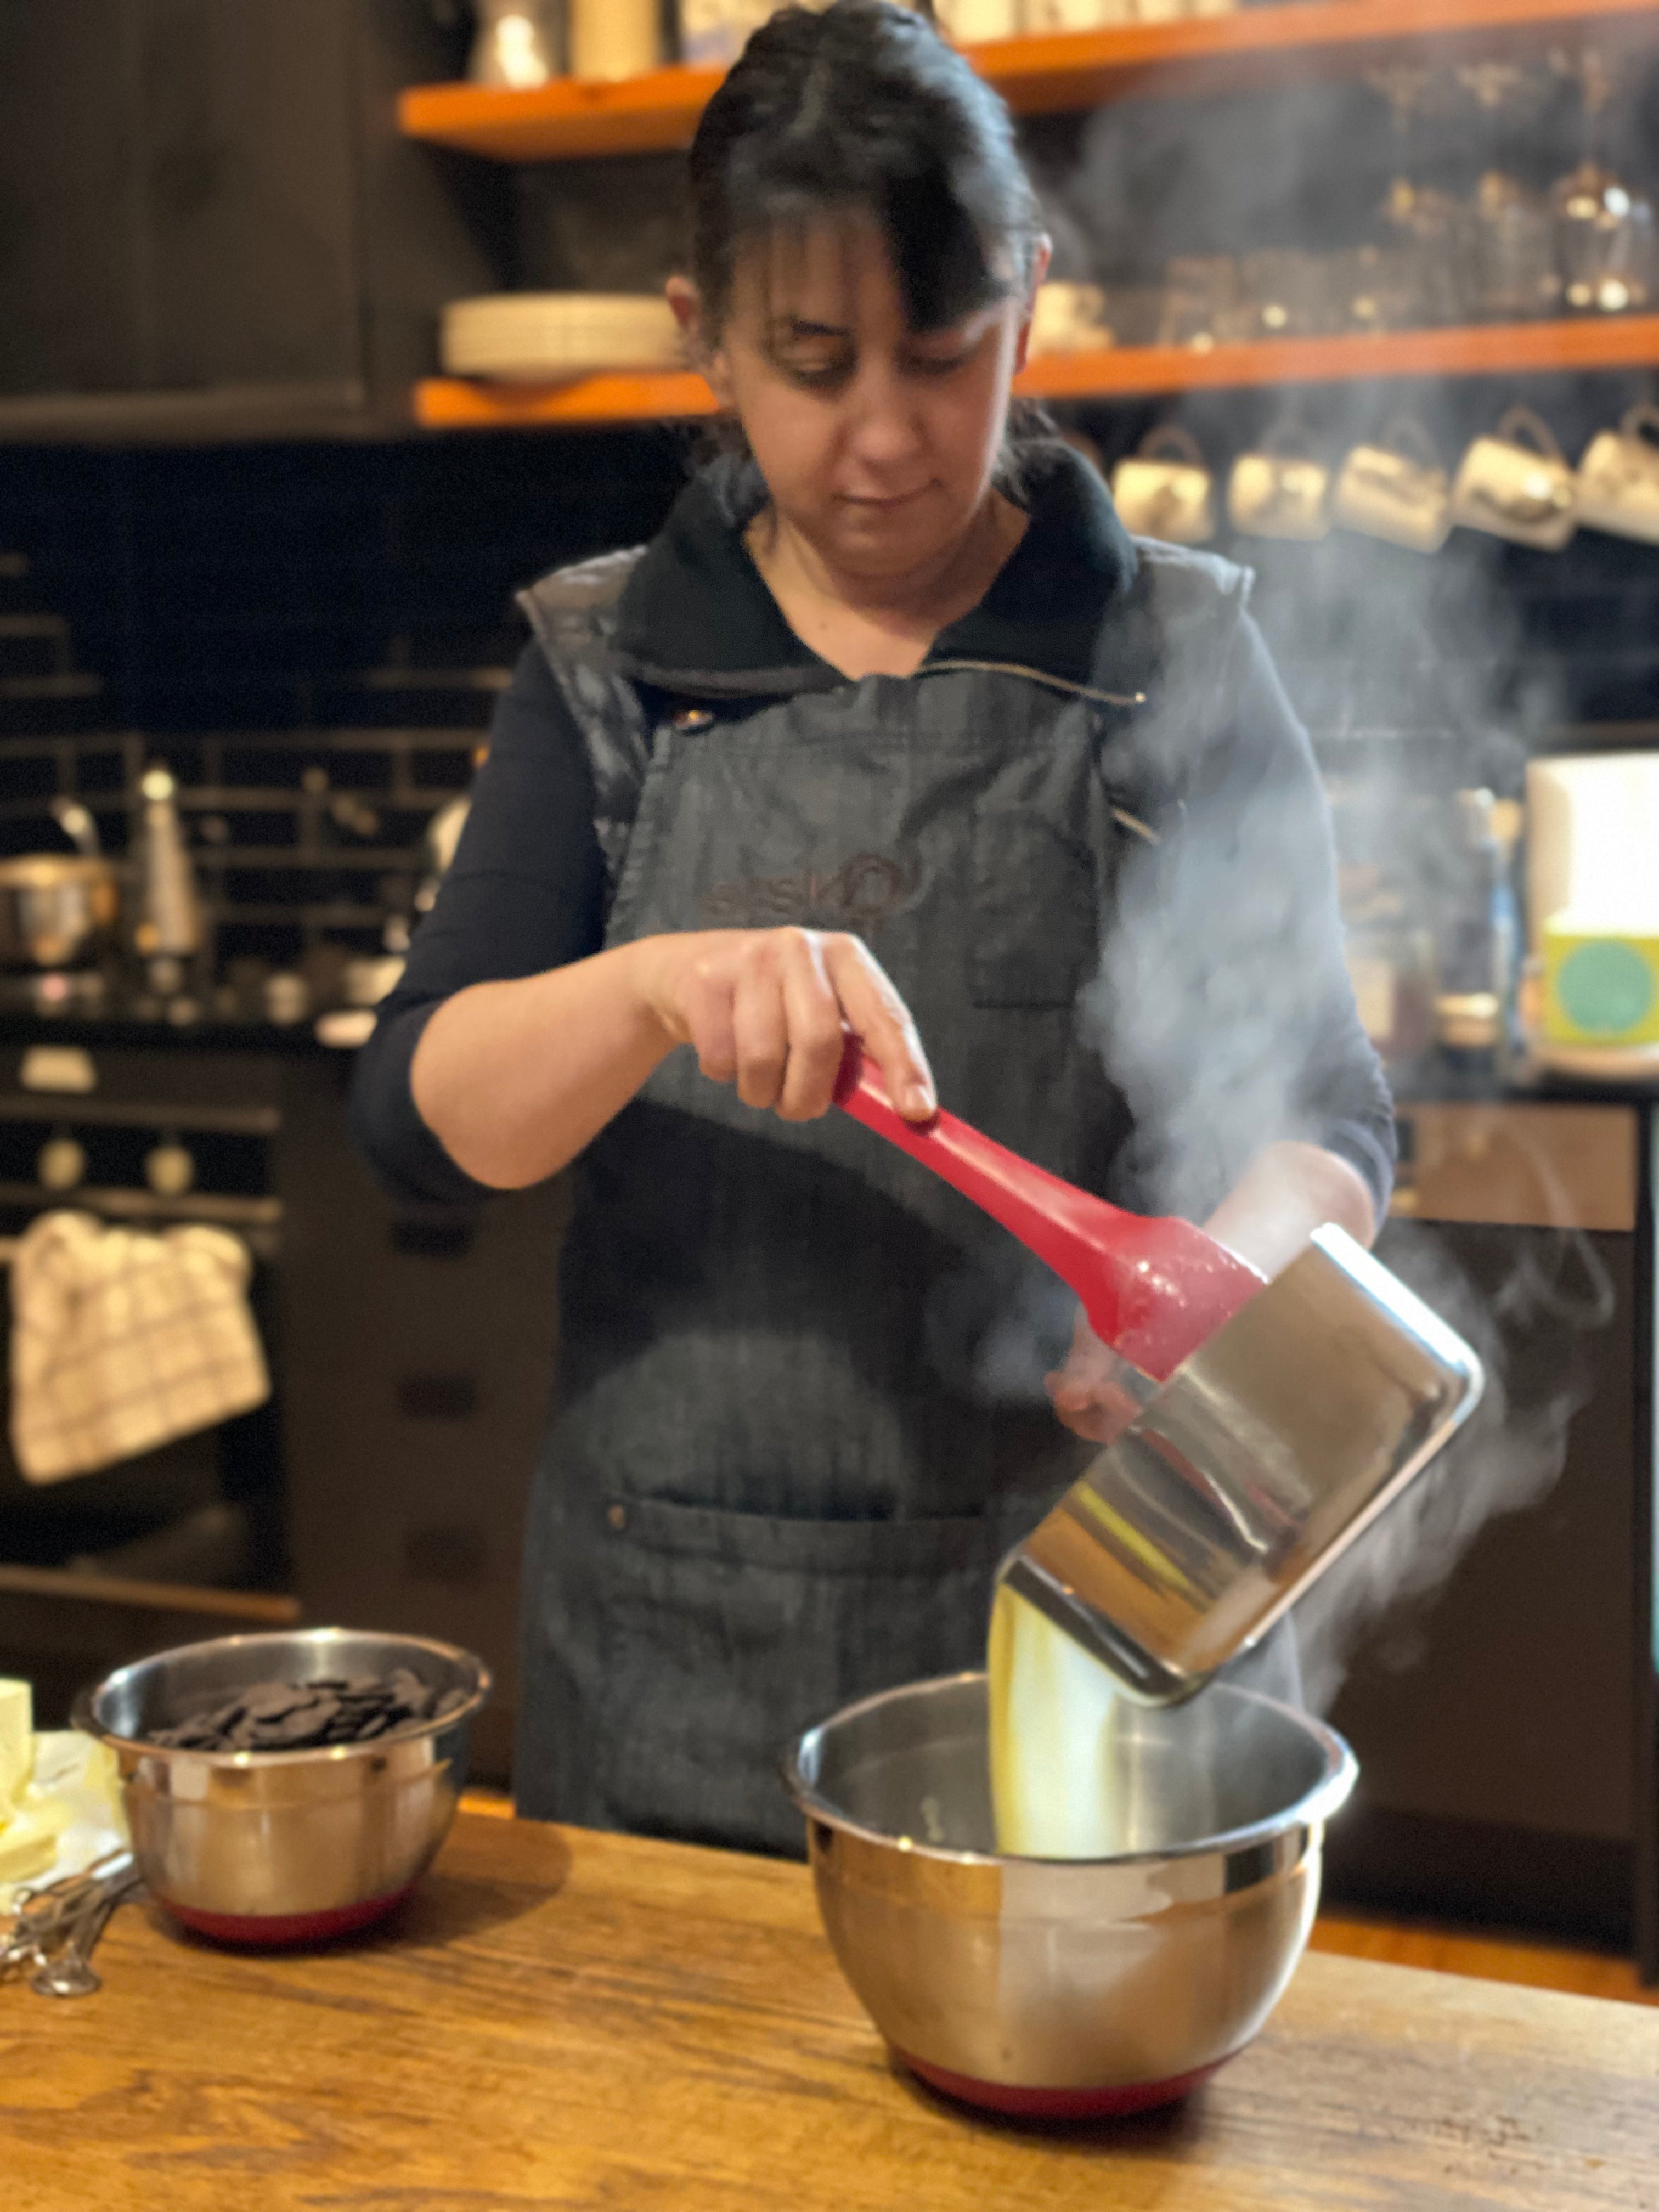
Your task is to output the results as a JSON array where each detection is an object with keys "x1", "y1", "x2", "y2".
[{"x1": 8, "y1": 1211, "x2": 270, "y2": 1485}]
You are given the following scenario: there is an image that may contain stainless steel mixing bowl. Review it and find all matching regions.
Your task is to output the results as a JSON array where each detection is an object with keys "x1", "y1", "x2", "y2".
[
  {"x1": 74, "y1": 1627, "x2": 490, "y2": 1945},
  {"x1": 786, "y1": 1673, "x2": 1356, "y2": 2118}
]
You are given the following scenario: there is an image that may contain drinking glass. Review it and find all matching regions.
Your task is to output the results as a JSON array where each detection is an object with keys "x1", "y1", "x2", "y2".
[
  {"x1": 1237, "y1": 249, "x2": 1347, "y2": 340},
  {"x1": 468, "y1": 0, "x2": 560, "y2": 86},
  {"x1": 1367, "y1": 61, "x2": 1474, "y2": 327},
  {"x1": 1338, "y1": 243, "x2": 1419, "y2": 334},
  {"x1": 1463, "y1": 172, "x2": 1560, "y2": 321},
  {"x1": 1156, "y1": 256, "x2": 1239, "y2": 350},
  {"x1": 1553, "y1": 165, "x2": 1656, "y2": 314}
]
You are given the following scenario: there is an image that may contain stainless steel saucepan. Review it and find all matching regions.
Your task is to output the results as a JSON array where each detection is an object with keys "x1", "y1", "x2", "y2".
[
  {"x1": 0, "y1": 803, "x2": 123, "y2": 969},
  {"x1": 999, "y1": 1225, "x2": 1483, "y2": 1701},
  {"x1": 0, "y1": 856, "x2": 122, "y2": 969}
]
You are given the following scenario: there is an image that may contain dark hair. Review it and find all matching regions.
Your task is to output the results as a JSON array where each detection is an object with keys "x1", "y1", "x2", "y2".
[{"x1": 687, "y1": 3, "x2": 1043, "y2": 339}]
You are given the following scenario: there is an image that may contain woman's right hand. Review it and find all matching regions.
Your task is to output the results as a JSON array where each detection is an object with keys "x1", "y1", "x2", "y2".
[{"x1": 634, "y1": 927, "x2": 936, "y2": 1125}]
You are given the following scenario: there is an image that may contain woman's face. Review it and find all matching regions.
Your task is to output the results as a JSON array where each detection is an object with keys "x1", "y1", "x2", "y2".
[{"x1": 682, "y1": 216, "x2": 1043, "y2": 583}]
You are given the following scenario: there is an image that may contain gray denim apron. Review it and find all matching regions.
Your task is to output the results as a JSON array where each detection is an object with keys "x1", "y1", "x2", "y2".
[{"x1": 514, "y1": 572, "x2": 1300, "y2": 1854}]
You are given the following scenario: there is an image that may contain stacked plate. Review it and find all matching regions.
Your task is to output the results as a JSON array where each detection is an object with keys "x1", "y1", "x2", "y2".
[{"x1": 441, "y1": 293, "x2": 682, "y2": 382}]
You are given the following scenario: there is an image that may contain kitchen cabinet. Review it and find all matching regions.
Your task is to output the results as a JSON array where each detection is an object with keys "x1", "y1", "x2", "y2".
[
  {"x1": 271, "y1": 1056, "x2": 563, "y2": 1786},
  {"x1": 1319, "y1": 1098, "x2": 1659, "y2": 1980},
  {"x1": 0, "y1": 0, "x2": 511, "y2": 442}
]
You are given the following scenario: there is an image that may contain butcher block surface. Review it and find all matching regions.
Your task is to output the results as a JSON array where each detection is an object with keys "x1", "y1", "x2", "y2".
[{"x1": 3, "y1": 1811, "x2": 1656, "y2": 2210}]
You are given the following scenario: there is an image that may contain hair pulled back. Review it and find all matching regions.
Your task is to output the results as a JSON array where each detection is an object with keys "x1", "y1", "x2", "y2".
[{"x1": 687, "y1": 3, "x2": 1043, "y2": 338}]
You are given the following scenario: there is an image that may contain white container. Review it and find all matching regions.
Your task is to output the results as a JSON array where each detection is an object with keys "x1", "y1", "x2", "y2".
[
  {"x1": 568, "y1": 0, "x2": 660, "y2": 81},
  {"x1": 1526, "y1": 753, "x2": 1659, "y2": 956},
  {"x1": 442, "y1": 294, "x2": 682, "y2": 382}
]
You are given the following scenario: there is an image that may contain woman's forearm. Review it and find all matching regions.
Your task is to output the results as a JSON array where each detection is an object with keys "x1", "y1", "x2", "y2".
[
  {"x1": 1203, "y1": 1139, "x2": 1378, "y2": 1282},
  {"x1": 408, "y1": 925, "x2": 937, "y2": 1192},
  {"x1": 411, "y1": 940, "x2": 673, "y2": 1189}
]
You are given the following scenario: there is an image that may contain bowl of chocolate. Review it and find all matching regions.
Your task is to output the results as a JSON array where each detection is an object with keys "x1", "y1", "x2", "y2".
[{"x1": 74, "y1": 1628, "x2": 490, "y2": 1945}]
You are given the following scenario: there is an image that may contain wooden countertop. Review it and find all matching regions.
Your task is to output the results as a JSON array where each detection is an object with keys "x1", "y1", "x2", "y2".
[{"x1": 4, "y1": 1812, "x2": 1657, "y2": 2210}]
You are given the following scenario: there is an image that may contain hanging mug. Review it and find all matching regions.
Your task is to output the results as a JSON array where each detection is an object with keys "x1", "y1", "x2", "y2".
[
  {"x1": 1576, "y1": 404, "x2": 1659, "y2": 545},
  {"x1": 1227, "y1": 424, "x2": 1330, "y2": 541},
  {"x1": 1332, "y1": 415, "x2": 1452, "y2": 553},
  {"x1": 1110, "y1": 426, "x2": 1217, "y2": 545},
  {"x1": 1449, "y1": 406, "x2": 1577, "y2": 550}
]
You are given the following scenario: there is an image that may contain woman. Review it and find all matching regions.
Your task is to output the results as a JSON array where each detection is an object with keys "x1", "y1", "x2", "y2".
[{"x1": 352, "y1": 3, "x2": 1392, "y2": 1852}]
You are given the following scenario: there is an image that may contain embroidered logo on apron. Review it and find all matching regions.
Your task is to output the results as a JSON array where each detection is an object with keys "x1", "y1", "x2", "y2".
[{"x1": 701, "y1": 852, "x2": 913, "y2": 932}]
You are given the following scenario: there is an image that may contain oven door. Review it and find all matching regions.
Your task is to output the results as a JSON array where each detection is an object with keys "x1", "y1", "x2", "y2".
[{"x1": 0, "y1": 1043, "x2": 297, "y2": 1721}]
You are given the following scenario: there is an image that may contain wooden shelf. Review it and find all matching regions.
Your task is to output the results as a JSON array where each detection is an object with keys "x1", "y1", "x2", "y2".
[
  {"x1": 402, "y1": 63, "x2": 724, "y2": 162},
  {"x1": 399, "y1": 0, "x2": 1659, "y2": 163},
  {"x1": 0, "y1": 1562, "x2": 300, "y2": 1625},
  {"x1": 1020, "y1": 312, "x2": 1659, "y2": 391},
  {"x1": 416, "y1": 370, "x2": 718, "y2": 426},
  {"x1": 414, "y1": 314, "x2": 1659, "y2": 427}
]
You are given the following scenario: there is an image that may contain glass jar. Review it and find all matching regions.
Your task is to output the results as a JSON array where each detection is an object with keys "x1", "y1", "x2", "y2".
[
  {"x1": 1345, "y1": 898, "x2": 1439, "y2": 1072},
  {"x1": 1380, "y1": 177, "x2": 1468, "y2": 326},
  {"x1": 1155, "y1": 255, "x2": 1239, "y2": 349},
  {"x1": 1432, "y1": 788, "x2": 1520, "y2": 1073},
  {"x1": 1551, "y1": 160, "x2": 1656, "y2": 315},
  {"x1": 1462, "y1": 171, "x2": 1560, "y2": 321}
]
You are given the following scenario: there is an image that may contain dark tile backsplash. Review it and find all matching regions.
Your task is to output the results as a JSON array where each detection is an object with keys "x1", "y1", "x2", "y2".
[
  {"x1": 0, "y1": 399, "x2": 1656, "y2": 970},
  {"x1": 0, "y1": 425, "x2": 691, "y2": 964}
]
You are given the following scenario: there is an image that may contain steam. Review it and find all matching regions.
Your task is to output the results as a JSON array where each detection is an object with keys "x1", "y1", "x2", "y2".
[
  {"x1": 916, "y1": 68, "x2": 1652, "y2": 1721},
  {"x1": 1290, "y1": 1214, "x2": 1612, "y2": 1712},
  {"x1": 1064, "y1": 479, "x2": 1609, "y2": 1713},
  {"x1": 1076, "y1": 718, "x2": 1358, "y2": 1229}
]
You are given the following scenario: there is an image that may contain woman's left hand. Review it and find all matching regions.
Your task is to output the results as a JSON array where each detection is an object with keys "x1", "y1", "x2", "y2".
[
  {"x1": 1045, "y1": 1142, "x2": 1379, "y2": 1443},
  {"x1": 1201, "y1": 1140, "x2": 1377, "y2": 1278},
  {"x1": 1045, "y1": 1314, "x2": 1150, "y2": 1446}
]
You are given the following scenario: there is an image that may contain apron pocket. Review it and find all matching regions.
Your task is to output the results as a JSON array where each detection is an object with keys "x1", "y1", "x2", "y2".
[
  {"x1": 968, "y1": 810, "x2": 1099, "y2": 1008},
  {"x1": 592, "y1": 1494, "x2": 999, "y2": 1855}
]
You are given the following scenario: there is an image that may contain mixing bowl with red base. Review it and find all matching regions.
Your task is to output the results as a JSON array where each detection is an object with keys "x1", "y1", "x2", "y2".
[
  {"x1": 786, "y1": 1673, "x2": 1355, "y2": 2118},
  {"x1": 74, "y1": 1627, "x2": 489, "y2": 1946}
]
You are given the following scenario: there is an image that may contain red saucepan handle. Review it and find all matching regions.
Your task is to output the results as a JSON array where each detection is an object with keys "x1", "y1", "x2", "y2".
[{"x1": 834, "y1": 1039, "x2": 1261, "y2": 1379}]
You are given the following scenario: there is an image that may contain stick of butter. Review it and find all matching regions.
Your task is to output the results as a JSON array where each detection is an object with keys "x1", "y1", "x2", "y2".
[
  {"x1": 0, "y1": 1678, "x2": 70, "y2": 1887},
  {"x1": 0, "y1": 1678, "x2": 33, "y2": 1811}
]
